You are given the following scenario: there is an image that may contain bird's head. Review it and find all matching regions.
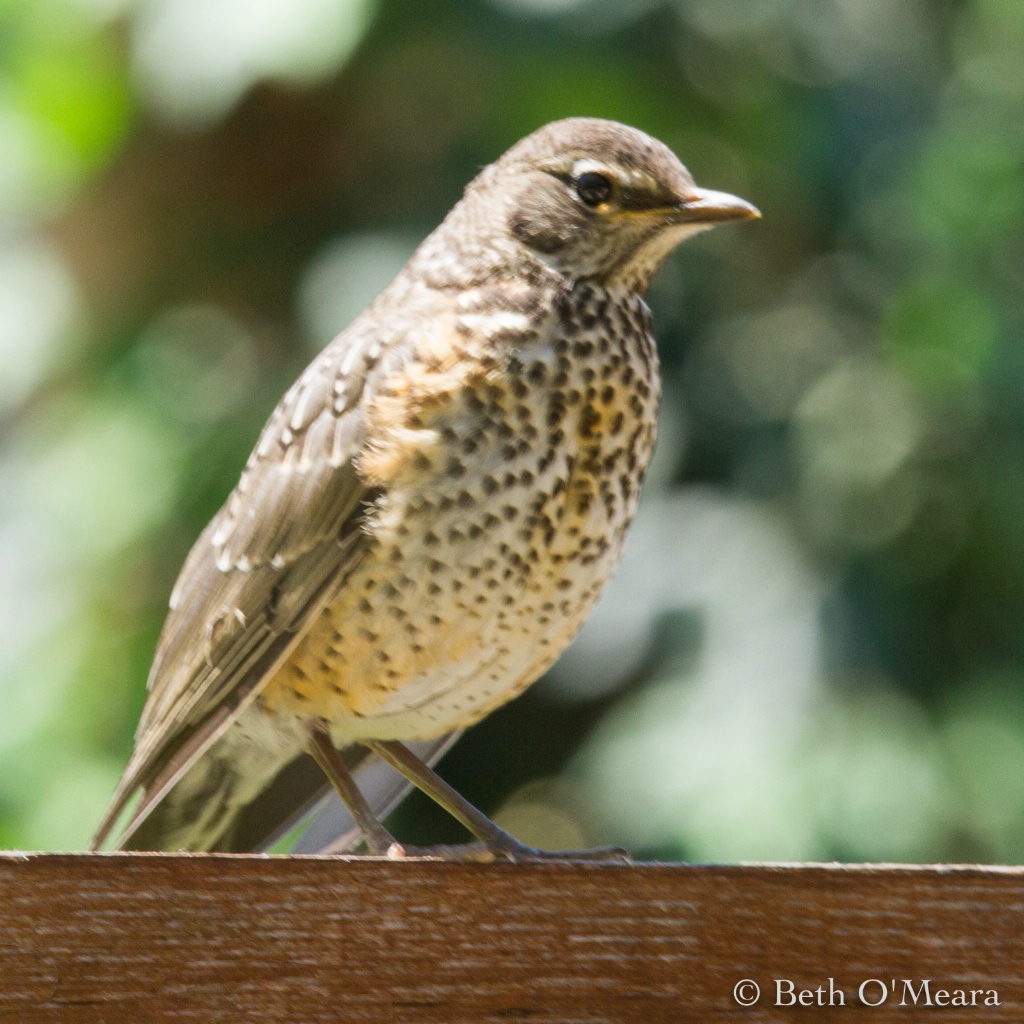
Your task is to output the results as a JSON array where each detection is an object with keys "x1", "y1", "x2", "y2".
[{"x1": 477, "y1": 118, "x2": 759, "y2": 292}]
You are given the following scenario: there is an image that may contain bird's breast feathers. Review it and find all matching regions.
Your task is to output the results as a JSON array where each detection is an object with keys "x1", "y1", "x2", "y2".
[{"x1": 258, "y1": 282, "x2": 661, "y2": 738}]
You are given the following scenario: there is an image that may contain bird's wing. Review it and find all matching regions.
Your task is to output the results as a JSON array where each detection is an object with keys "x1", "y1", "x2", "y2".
[{"x1": 91, "y1": 312, "x2": 412, "y2": 850}]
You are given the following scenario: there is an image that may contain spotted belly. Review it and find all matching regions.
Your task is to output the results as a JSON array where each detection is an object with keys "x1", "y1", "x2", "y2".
[{"x1": 257, "y1": 286, "x2": 660, "y2": 740}]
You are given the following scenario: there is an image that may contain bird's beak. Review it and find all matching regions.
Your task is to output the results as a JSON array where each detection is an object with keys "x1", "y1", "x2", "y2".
[{"x1": 668, "y1": 187, "x2": 761, "y2": 225}]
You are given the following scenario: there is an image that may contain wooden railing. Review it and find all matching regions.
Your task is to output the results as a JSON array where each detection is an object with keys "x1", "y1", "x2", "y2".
[{"x1": 1, "y1": 855, "x2": 1021, "y2": 1022}]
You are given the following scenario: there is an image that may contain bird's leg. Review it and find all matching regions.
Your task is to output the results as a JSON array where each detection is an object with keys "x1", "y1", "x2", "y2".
[
  {"x1": 308, "y1": 727, "x2": 496, "y2": 861},
  {"x1": 366, "y1": 739, "x2": 521, "y2": 849},
  {"x1": 366, "y1": 739, "x2": 631, "y2": 863},
  {"x1": 308, "y1": 726, "x2": 400, "y2": 856},
  {"x1": 308, "y1": 728, "x2": 628, "y2": 862}
]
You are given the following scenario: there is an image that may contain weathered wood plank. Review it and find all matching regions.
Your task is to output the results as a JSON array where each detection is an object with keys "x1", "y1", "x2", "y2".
[{"x1": 0, "y1": 855, "x2": 1020, "y2": 1023}]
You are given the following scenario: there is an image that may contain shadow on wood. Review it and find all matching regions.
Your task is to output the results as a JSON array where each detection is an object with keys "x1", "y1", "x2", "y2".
[{"x1": 1, "y1": 854, "x2": 1021, "y2": 1022}]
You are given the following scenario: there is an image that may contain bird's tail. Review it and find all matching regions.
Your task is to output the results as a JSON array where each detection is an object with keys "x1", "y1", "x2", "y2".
[
  {"x1": 114, "y1": 724, "x2": 301, "y2": 852},
  {"x1": 104, "y1": 718, "x2": 460, "y2": 853}
]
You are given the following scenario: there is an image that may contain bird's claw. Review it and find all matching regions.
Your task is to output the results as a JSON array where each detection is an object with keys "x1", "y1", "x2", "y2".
[{"x1": 379, "y1": 839, "x2": 631, "y2": 864}]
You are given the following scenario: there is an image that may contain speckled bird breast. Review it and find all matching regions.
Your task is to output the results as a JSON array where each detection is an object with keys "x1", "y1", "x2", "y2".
[{"x1": 263, "y1": 281, "x2": 661, "y2": 741}]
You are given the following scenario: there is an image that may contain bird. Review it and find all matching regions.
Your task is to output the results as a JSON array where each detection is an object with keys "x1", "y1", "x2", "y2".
[{"x1": 91, "y1": 118, "x2": 759, "y2": 858}]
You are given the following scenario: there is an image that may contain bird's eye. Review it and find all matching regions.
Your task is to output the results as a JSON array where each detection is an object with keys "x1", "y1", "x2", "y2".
[{"x1": 574, "y1": 171, "x2": 614, "y2": 207}]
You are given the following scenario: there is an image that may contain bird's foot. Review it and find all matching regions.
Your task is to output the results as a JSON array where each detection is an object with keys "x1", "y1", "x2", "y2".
[
  {"x1": 382, "y1": 839, "x2": 631, "y2": 864},
  {"x1": 384, "y1": 841, "x2": 498, "y2": 862},
  {"x1": 484, "y1": 840, "x2": 632, "y2": 864}
]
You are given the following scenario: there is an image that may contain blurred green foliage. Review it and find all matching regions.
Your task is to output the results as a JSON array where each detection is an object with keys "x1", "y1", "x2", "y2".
[{"x1": 1, "y1": 0, "x2": 1023, "y2": 861}]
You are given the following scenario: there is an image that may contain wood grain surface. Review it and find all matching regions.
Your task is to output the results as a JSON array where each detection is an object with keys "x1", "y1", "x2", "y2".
[{"x1": 0, "y1": 854, "x2": 1020, "y2": 1023}]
